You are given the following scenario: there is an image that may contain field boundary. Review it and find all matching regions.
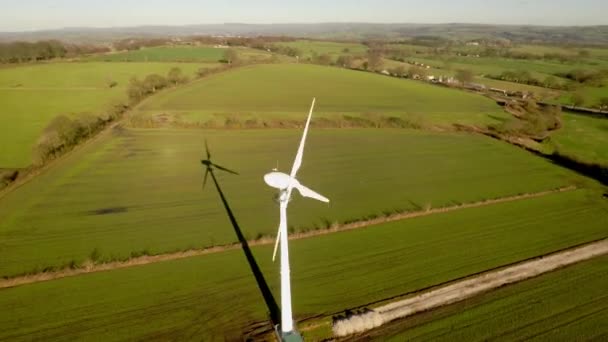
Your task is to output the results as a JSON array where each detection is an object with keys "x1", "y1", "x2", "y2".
[
  {"x1": 0, "y1": 185, "x2": 576, "y2": 289},
  {"x1": 331, "y1": 238, "x2": 608, "y2": 337}
]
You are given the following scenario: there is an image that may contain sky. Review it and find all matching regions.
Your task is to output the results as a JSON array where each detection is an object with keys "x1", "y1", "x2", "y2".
[{"x1": 1, "y1": 0, "x2": 606, "y2": 32}]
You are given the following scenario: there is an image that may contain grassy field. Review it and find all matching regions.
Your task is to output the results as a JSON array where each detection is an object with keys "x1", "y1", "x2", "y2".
[
  {"x1": 510, "y1": 44, "x2": 608, "y2": 60},
  {"x1": 0, "y1": 189, "x2": 606, "y2": 340},
  {"x1": 0, "y1": 62, "x2": 206, "y2": 168},
  {"x1": 274, "y1": 40, "x2": 368, "y2": 59},
  {"x1": 88, "y1": 46, "x2": 273, "y2": 63},
  {"x1": 558, "y1": 85, "x2": 608, "y2": 107},
  {"x1": 0, "y1": 127, "x2": 589, "y2": 277},
  {"x1": 136, "y1": 63, "x2": 509, "y2": 127},
  {"x1": 380, "y1": 58, "x2": 560, "y2": 99},
  {"x1": 547, "y1": 113, "x2": 608, "y2": 165},
  {"x1": 407, "y1": 56, "x2": 578, "y2": 82},
  {"x1": 377, "y1": 254, "x2": 608, "y2": 341}
]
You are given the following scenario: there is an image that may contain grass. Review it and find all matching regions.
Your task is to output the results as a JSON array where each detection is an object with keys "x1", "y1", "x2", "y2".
[
  {"x1": 136, "y1": 63, "x2": 509, "y2": 126},
  {"x1": 378, "y1": 254, "x2": 608, "y2": 341},
  {"x1": 546, "y1": 113, "x2": 608, "y2": 165},
  {"x1": 87, "y1": 46, "x2": 272, "y2": 63},
  {"x1": 0, "y1": 127, "x2": 589, "y2": 278},
  {"x1": 274, "y1": 40, "x2": 368, "y2": 58},
  {"x1": 0, "y1": 189, "x2": 606, "y2": 340},
  {"x1": 0, "y1": 62, "x2": 208, "y2": 168}
]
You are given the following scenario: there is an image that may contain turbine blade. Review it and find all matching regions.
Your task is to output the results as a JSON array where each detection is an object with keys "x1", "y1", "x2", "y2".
[
  {"x1": 287, "y1": 98, "x2": 315, "y2": 191},
  {"x1": 272, "y1": 227, "x2": 281, "y2": 262},
  {"x1": 212, "y1": 163, "x2": 239, "y2": 175},
  {"x1": 295, "y1": 183, "x2": 330, "y2": 203},
  {"x1": 205, "y1": 139, "x2": 211, "y2": 160},
  {"x1": 202, "y1": 168, "x2": 209, "y2": 189}
]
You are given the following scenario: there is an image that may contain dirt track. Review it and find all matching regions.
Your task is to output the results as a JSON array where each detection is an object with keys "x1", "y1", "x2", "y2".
[
  {"x1": 333, "y1": 238, "x2": 608, "y2": 337},
  {"x1": 0, "y1": 186, "x2": 577, "y2": 289}
]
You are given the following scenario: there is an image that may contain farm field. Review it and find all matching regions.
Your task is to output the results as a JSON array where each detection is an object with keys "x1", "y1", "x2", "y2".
[
  {"x1": 0, "y1": 127, "x2": 589, "y2": 278},
  {"x1": 547, "y1": 112, "x2": 608, "y2": 165},
  {"x1": 376, "y1": 254, "x2": 608, "y2": 341},
  {"x1": 510, "y1": 44, "x2": 608, "y2": 59},
  {"x1": 136, "y1": 63, "x2": 509, "y2": 127},
  {"x1": 397, "y1": 55, "x2": 608, "y2": 107},
  {"x1": 408, "y1": 54, "x2": 608, "y2": 77},
  {"x1": 0, "y1": 189, "x2": 606, "y2": 340},
  {"x1": 273, "y1": 40, "x2": 368, "y2": 59},
  {"x1": 558, "y1": 85, "x2": 608, "y2": 107},
  {"x1": 88, "y1": 45, "x2": 273, "y2": 63},
  {"x1": 0, "y1": 62, "x2": 207, "y2": 168}
]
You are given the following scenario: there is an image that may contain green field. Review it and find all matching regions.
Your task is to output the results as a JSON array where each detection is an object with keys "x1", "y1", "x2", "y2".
[
  {"x1": 548, "y1": 113, "x2": 608, "y2": 165},
  {"x1": 558, "y1": 85, "x2": 608, "y2": 108},
  {"x1": 0, "y1": 189, "x2": 606, "y2": 340},
  {"x1": 378, "y1": 254, "x2": 608, "y2": 341},
  {"x1": 136, "y1": 63, "x2": 509, "y2": 126},
  {"x1": 274, "y1": 40, "x2": 368, "y2": 59},
  {"x1": 0, "y1": 127, "x2": 589, "y2": 277},
  {"x1": 0, "y1": 62, "x2": 206, "y2": 168},
  {"x1": 88, "y1": 45, "x2": 272, "y2": 63}
]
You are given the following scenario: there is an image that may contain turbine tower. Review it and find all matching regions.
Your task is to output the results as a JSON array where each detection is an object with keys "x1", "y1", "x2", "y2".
[{"x1": 264, "y1": 98, "x2": 329, "y2": 340}]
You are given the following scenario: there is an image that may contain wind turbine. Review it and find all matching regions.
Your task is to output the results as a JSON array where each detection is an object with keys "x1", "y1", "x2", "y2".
[{"x1": 264, "y1": 98, "x2": 329, "y2": 339}]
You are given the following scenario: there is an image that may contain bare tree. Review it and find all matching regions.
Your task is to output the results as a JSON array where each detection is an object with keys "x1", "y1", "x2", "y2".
[
  {"x1": 408, "y1": 66, "x2": 426, "y2": 79},
  {"x1": 167, "y1": 67, "x2": 187, "y2": 85},
  {"x1": 224, "y1": 49, "x2": 239, "y2": 64},
  {"x1": 336, "y1": 55, "x2": 354, "y2": 68},
  {"x1": 366, "y1": 50, "x2": 384, "y2": 72},
  {"x1": 571, "y1": 92, "x2": 585, "y2": 109},
  {"x1": 455, "y1": 69, "x2": 474, "y2": 85}
]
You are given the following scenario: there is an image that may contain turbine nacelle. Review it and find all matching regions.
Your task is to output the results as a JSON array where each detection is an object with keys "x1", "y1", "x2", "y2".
[{"x1": 264, "y1": 171, "x2": 329, "y2": 203}]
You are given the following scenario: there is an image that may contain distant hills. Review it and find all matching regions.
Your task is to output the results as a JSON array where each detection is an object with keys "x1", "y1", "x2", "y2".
[{"x1": 2, "y1": 23, "x2": 608, "y2": 45}]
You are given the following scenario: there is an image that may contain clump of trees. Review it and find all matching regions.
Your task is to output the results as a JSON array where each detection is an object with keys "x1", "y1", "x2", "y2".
[
  {"x1": 0, "y1": 40, "x2": 66, "y2": 63},
  {"x1": 490, "y1": 101, "x2": 562, "y2": 140},
  {"x1": 266, "y1": 45, "x2": 301, "y2": 57},
  {"x1": 454, "y1": 69, "x2": 474, "y2": 84},
  {"x1": 365, "y1": 50, "x2": 384, "y2": 71},
  {"x1": 113, "y1": 38, "x2": 169, "y2": 51},
  {"x1": 313, "y1": 53, "x2": 332, "y2": 65},
  {"x1": 0, "y1": 40, "x2": 111, "y2": 63},
  {"x1": 222, "y1": 49, "x2": 240, "y2": 64},
  {"x1": 127, "y1": 67, "x2": 189, "y2": 102},
  {"x1": 336, "y1": 55, "x2": 354, "y2": 68},
  {"x1": 408, "y1": 66, "x2": 427, "y2": 79},
  {"x1": 389, "y1": 65, "x2": 407, "y2": 77},
  {"x1": 33, "y1": 107, "x2": 125, "y2": 165},
  {"x1": 488, "y1": 70, "x2": 557, "y2": 89},
  {"x1": 556, "y1": 69, "x2": 607, "y2": 87}
]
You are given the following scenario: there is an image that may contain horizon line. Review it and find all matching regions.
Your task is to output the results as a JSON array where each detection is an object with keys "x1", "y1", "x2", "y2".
[{"x1": 2, "y1": 21, "x2": 607, "y2": 34}]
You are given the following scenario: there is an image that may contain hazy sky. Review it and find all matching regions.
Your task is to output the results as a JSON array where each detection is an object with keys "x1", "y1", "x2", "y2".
[{"x1": 1, "y1": 0, "x2": 606, "y2": 31}]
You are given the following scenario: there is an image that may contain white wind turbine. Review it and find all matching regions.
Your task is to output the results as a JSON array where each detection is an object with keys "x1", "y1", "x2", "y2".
[{"x1": 263, "y1": 98, "x2": 329, "y2": 339}]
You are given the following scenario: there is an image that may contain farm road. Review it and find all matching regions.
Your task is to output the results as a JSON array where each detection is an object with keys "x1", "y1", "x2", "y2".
[{"x1": 333, "y1": 238, "x2": 608, "y2": 337}]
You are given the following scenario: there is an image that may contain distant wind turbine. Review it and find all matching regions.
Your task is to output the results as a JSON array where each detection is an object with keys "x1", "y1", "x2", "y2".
[{"x1": 264, "y1": 98, "x2": 329, "y2": 339}]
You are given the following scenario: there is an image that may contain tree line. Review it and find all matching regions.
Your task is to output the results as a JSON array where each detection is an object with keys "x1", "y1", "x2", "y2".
[{"x1": 0, "y1": 40, "x2": 110, "y2": 63}]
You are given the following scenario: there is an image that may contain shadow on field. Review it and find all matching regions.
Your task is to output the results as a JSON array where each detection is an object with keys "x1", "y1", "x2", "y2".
[{"x1": 205, "y1": 164, "x2": 281, "y2": 327}]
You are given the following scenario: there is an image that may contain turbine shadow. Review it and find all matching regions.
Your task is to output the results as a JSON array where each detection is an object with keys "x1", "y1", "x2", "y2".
[{"x1": 207, "y1": 168, "x2": 281, "y2": 327}]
